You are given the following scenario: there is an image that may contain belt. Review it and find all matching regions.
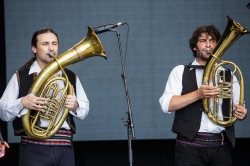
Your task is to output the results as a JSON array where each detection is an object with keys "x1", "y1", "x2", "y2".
[
  {"x1": 21, "y1": 129, "x2": 72, "y2": 146},
  {"x1": 176, "y1": 131, "x2": 229, "y2": 147}
]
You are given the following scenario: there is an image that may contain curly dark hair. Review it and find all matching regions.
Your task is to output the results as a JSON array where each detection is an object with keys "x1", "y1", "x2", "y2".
[{"x1": 189, "y1": 25, "x2": 221, "y2": 58}]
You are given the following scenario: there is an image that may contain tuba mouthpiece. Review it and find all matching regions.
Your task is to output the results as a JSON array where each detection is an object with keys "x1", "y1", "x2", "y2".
[
  {"x1": 206, "y1": 48, "x2": 211, "y2": 53},
  {"x1": 47, "y1": 52, "x2": 55, "y2": 58}
]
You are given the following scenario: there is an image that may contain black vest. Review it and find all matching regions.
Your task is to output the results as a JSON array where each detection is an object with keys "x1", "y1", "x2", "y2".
[
  {"x1": 12, "y1": 68, "x2": 77, "y2": 136},
  {"x1": 171, "y1": 65, "x2": 235, "y2": 147}
]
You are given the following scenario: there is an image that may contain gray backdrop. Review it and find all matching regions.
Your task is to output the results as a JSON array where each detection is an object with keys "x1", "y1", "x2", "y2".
[{"x1": 4, "y1": 0, "x2": 250, "y2": 143}]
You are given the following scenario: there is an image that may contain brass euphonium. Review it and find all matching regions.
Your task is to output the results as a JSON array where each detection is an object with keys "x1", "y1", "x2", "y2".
[
  {"x1": 22, "y1": 26, "x2": 107, "y2": 139},
  {"x1": 202, "y1": 15, "x2": 249, "y2": 127}
]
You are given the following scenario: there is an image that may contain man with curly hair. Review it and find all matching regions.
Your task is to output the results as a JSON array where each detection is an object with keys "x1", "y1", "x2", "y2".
[{"x1": 159, "y1": 25, "x2": 247, "y2": 166}]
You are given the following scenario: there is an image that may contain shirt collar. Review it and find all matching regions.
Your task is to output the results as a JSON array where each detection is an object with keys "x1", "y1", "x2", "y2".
[
  {"x1": 192, "y1": 59, "x2": 200, "y2": 66},
  {"x1": 190, "y1": 59, "x2": 226, "y2": 71},
  {"x1": 28, "y1": 60, "x2": 62, "y2": 76},
  {"x1": 189, "y1": 59, "x2": 203, "y2": 70},
  {"x1": 28, "y1": 60, "x2": 41, "y2": 75}
]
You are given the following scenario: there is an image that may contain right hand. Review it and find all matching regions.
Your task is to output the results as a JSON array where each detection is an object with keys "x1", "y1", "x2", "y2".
[
  {"x1": 21, "y1": 93, "x2": 48, "y2": 112},
  {"x1": 197, "y1": 85, "x2": 219, "y2": 99}
]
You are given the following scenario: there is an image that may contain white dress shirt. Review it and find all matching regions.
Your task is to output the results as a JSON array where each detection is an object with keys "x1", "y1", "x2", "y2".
[
  {"x1": 0, "y1": 60, "x2": 89, "y2": 130},
  {"x1": 159, "y1": 59, "x2": 240, "y2": 133}
]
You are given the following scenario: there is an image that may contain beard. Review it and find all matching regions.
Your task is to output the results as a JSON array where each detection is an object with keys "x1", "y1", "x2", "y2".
[
  {"x1": 199, "y1": 53, "x2": 209, "y2": 61},
  {"x1": 197, "y1": 48, "x2": 211, "y2": 62}
]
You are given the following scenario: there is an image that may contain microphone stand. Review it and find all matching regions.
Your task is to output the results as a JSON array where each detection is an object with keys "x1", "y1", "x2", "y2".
[{"x1": 111, "y1": 28, "x2": 135, "y2": 166}]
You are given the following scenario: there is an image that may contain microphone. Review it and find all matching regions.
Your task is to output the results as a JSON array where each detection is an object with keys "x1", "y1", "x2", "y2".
[{"x1": 93, "y1": 22, "x2": 124, "y2": 34}]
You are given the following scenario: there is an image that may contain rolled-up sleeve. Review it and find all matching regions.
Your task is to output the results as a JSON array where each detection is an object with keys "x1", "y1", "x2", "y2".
[
  {"x1": 0, "y1": 74, "x2": 26, "y2": 121},
  {"x1": 69, "y1": 76, "x2": 89, "y2": 120},
  {"x1": 159, "y1": 65, "x2": 184, "y2": 113}
]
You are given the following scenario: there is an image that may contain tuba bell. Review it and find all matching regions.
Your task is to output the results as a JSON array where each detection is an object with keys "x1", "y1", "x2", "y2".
[
  {"x1": 202, "y1": 15, "x2": 249, "y2": 127},
  {"x1": 22, "y1": 26, "x2": 107, "y2": 139}
]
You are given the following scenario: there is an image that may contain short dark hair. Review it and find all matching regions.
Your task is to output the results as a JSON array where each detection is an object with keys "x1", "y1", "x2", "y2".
[{"x1": 189, "y1": 25, "x2": 221, "y2": 58}]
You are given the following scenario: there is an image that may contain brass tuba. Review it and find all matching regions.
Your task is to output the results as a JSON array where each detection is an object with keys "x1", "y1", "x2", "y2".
[
  {"x1": 22, "y1": 26, "x2": 107, "y2": 139},
  {"x1": 202, "y1": 15, "x2": 249, "y2": 127}
]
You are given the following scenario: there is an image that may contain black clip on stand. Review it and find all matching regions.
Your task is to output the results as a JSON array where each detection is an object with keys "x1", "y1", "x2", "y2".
[{"x1": 110, "y1": 28, "x2": 135, "y2": 166}]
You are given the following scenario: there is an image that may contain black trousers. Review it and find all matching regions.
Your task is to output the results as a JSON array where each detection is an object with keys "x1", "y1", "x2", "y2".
[
  {"x1": 19, "y1": 142, "x2": 75, "y2": 166},
  {"x1": 175, "y1": 142, "x2": 232, "y2": 166}
]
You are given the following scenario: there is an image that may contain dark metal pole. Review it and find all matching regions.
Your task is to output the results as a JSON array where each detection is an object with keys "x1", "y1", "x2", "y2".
[{"x1": 112, "y1": 29, "x2": 135, "y2": 166}]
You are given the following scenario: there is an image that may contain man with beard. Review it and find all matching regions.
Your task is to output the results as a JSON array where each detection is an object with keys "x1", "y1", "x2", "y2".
[{"x1": 159, "y1": 25, "x2": 247, "y2": 166}]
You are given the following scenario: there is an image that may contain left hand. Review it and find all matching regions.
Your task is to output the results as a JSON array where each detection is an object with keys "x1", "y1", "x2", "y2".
[
  {"x1": 234, "y1": 104, "x2": 247, "y2": 120},
  {"x1": 64, "y1": 94, "x2": 79, "y2": 113}
]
